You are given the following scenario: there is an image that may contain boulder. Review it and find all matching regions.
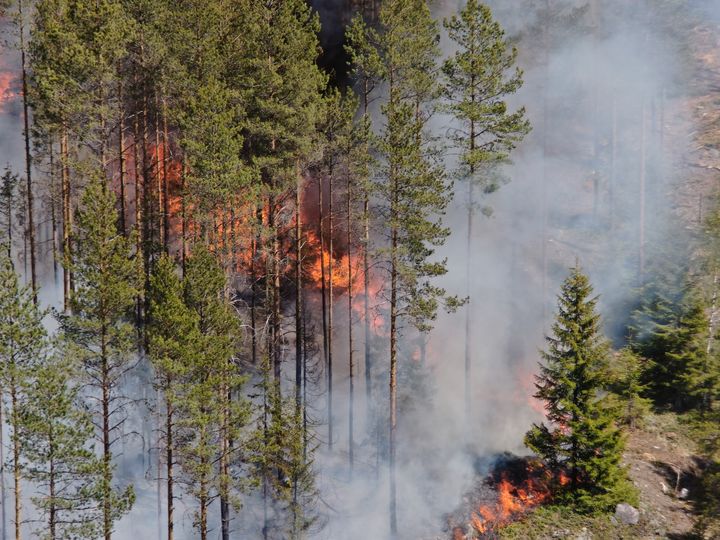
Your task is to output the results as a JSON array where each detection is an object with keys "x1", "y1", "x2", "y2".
[{"x1": 615, "y1": 503, "x2": 640, "y2": 525}]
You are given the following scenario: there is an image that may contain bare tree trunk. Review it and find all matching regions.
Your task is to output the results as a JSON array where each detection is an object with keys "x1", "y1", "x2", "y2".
[
  {"x1": 295, "y1": 162, "x2": 303, "y2": 414},
  {"x1": 389, "y1": 223, "x2": 398, "y2": 538},
  {"x1": 639, "y1": 101, "x2": 646, "y2": 284},
  {"x1": 101, "y1": 334, "x2": 112, "y2": 540},
  {"x1": 133, "y1": 101, "x2": 144, "y2": 325},
  {"x1": 50, "y1": 146, "x2": 59, "y2": 285},
  {"x1": 328, "y1": 171, "x2": 334, "y2": 451},
  {"x1": 609, "y1": 93, "x2": 617, "y2": 231},
  {"x1": 0, "y1": 386, "x2": 6, "y2": 540},
  {"x1": 60, "y1": 126, "x2": 72, "y2": 311},
  {"x1": 11, "y1": 380, "x2": 20, "y2": 540},
  {"x1": 118, "y1": 82, "x2": 127, "y2": 236},
  {"x1": 166, "y1": 400, "x2": 174, "y2": 540},
  {"x1": 19, "y1": 0, "x2": 36, "y2": 304},
  {"x1": 347, "y1": 173, "x2": 355, "y2": 474}
]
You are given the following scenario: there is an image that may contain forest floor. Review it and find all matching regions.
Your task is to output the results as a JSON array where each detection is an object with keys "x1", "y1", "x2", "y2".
[{"x1": 494, "y1": 413, "x2": 707, "y2": 540}]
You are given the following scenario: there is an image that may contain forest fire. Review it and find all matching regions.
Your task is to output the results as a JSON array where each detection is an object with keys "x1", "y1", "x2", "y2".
[
  {"x1": 0, "y1": 70, "x2": 17, "y2": 111},
  {"x1": 447, "y1": 457, "x2": 568, "y2": 539}
]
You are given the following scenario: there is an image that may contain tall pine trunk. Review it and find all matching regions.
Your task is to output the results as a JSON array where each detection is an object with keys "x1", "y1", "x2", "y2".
[
  {"x1": 19, "y1": 0, "x2": 36, "y2": 303},
  {"x1": 328, "y1": 170, "x2": 334, "y2": 451},
  {"x1": 118, "y1": 82, "x2": 127, "y2": 236},
  {"x1": 166, "y1": 399, "x2": 174, "y2": 540},
  {"x1": 60, "y1": 126, "x2": 72, "y2": 311},
  {"x1": 10, "y1": 376, "x2": 20, "y2": 540},
  {"x1": 347, "y1": 173, "x2": 355, "y2": 473},
  {"x1": 295, "y1": 162, "x2": 303, "y2": 413},
  {"x1": 101, "y1": 331, "x2": 112, "y2": 540}
]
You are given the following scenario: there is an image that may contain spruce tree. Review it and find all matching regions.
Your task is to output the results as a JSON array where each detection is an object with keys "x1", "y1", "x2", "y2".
[
  {"x1": 19, "y1": 350, "x2": 106, "y2": 540},
  {"x1": 0, "y1": 251, "x2": 47, "y2": 540},
  {"x1": 58, "y1": 177, "x2": 137, "y2": 540},
  {"x1": 525, "y1": 267, "x2": 635, "y2": 512},
  {"x1": 442, "y1": 0, "x2": 530, "y2": 418}
]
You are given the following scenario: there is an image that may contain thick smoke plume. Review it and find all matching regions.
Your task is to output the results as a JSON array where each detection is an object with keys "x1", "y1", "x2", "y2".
[{"x1": 0, "y1": 1, "x2": 717, "y2": 538}]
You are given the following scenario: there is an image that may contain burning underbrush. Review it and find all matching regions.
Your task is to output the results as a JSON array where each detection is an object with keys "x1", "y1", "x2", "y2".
[{"x1": 444, "y1": 454, "x2": 568, "y2": 540}]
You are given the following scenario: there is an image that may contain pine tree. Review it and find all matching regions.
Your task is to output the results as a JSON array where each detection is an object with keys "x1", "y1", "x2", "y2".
[
  {"x1": 19, "y1": 350, "x2": 106, "y2": 540},
  {"x1": 147, "y1": 254, "x2": 201, "y2": 540},
  {"x1": 442, "y1": 0, "x2": 530, "y2": 418},
  {"x1": 58, "y1": 177, "x2": 137, "y2": 540},
  {"x1": 0, "y1": 251, "x2": 47, "y2": 540},
  {"x1": 248, "y1": 357, "x2": 317, "y2": 540},
  {"x1": 175, "y1": 245, "x2": 249, "y2": 540},
  {"x1": 0, "y1": 168, "x2": 19, "y2": 257},
  {"x1": 351, "y1": 0, "x2": 460, "y2": 533},
  {"x1": 525, "y1": 267, "x2": 635, "y2": 513}
]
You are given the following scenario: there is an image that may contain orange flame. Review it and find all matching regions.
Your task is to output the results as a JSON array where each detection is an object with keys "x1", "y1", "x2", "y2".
[
  {"x1": 0, "y1": 71, "x2": 17, "y2": 111},
  {"x1": 470, "y1": 467, "x2": 555, "y2": 535}
]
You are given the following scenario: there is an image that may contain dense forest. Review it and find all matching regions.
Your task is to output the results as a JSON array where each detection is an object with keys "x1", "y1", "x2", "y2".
[{"x1": 0, "y1": 0, "x2": 719, "y2": 539}]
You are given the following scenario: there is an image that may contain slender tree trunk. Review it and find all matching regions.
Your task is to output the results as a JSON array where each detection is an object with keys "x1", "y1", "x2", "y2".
[
  {"x1": 319, "y1": 178, "x2": 329, "y2": 405},
  {"x1": 50, "y1": 146, "x2": 59, "y2": 285},
  {"x1": 609, "y1": 93, "x2": 617, "y2": 231},
  {"x1": 199, "y1": 478, "x2": 207, "y2": 540},
  {"x1": 19, "y1": 0, "x2": 36, "y2": 303},
  {"x1": 60, "y1": 127, "x2": 72, "y2": 311},
  {"x1": 154, "y1": 95, "x2": 165, "y2": 250},
  {"x1": 347, "y1": 174, "x2": 355, "y2": 474},
  {"x1": 48, "y1": 449, "x2": 56, "y2": 540},
  {"x1": 639, "y1": 101, "x2": 646, "y2": 284},
  {"x1": 362, "y1": 89, "x2": 373, "y2": 419},
  {"x1": 220, "y1": 384, "x2": 230, "y2": 540},
  {"x1": 328, "y1": 171, "x2": 334, "y2": 451},
  {"x1": 250, "y1": 206, "x2": 260, "y2": 365},
  {"x1": 11, "y1": 380, "x2": 20, "y2": 540},
  {"x1": 133, "y1": 96, "x2": 144, "y2": 325},
  {"x1": 464, "y1": 85, "x2": 476, "y2": 422},
  {"x1": 295, "y1": 162, "x2": 303, "y2": 413},
  {"x1": 0, "y1": 386, "x2": 6, "y2": 540},
  {"x1": 166, "y1": 400, "x2": 174, "y2": 540},
  {"x1": 389, "y1": 222, "x2": 398, "y2": 538},
  {"x1": 101, "y1": 333, "x2": 112, "y2": 540},
  {"x1": 162, "y1": 99, "x2": 171, "y2": 252},
  {"x1": 118, "y1": 83, "x2": 127, "y2": 236}
]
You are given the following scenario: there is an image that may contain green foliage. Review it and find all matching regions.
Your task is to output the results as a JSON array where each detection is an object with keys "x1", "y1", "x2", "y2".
[
  {"x1": 631, "y1": 278, "x2": 716, "y2": 411},
  {"x1": 525, "y1": 267, "x2": 635, "y2": 513},
  {"x1": 248, "y1": 357, "x2": 317, "y2": 540},
  {"x1": 58, "y1": 177, "x2": 138, "y2": 532},
  {"x1": 605, "y1": 349, "x2": 652, "y2": 429},
  {"x1": 30, "y1": 0, "x2": 135, "y2": 137},
  {"x1": 166, "y1": 246, "x2": 250, "y2": 532},
  {"x1": 20, "y1": 350, "x2": 106, "y2": 540},
  {"x1": 442, "y1": 0, "x2": 530, "y2": 201},
  {"x1": 0, "y1": 167, "x2": 19, "y2": 253}
]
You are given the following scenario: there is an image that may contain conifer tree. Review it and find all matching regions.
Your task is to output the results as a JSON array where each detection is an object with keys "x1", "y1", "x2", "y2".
[
  {"x1": 19, "y1": 350, "x2": 106, "y2": 540},
  {"x1": 631, "y1": 277, "x2": 714, "y2": 411},
  {"x1": 176, "y1": 246, "x2": 249, "y2": 540},
  {"x1": 58, "y1": 177, "x2": 137, "y2": 540},
  {"x1": 525, "y1": 267, "x2": 635, "y2": 512},
  {"x1": 249, "y1": 357, "x2": 317, "y2": 540},
  {"x1": 147, "y1": 254, "x2": 201, "y2": 540},
  {"x1": 0, "y1": 251, "x2": 47, "y2": 540},
  {"x1": 606, "y1": 349, "x2": 652, "y2": 429},
  {"x1": 0, "y1": 168, "x2": 19, "y2": 257},
  {"x1": 442, "y1": 0, "x2": 530, "y2": 418},
  {"x1": 351, "y1": 0, "x2": 460, "y2": 533}
]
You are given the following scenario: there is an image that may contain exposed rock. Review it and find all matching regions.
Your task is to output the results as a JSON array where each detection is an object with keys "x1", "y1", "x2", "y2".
[{"x1": 615, "y1": 503, "x2": 640, "y2": 525}]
